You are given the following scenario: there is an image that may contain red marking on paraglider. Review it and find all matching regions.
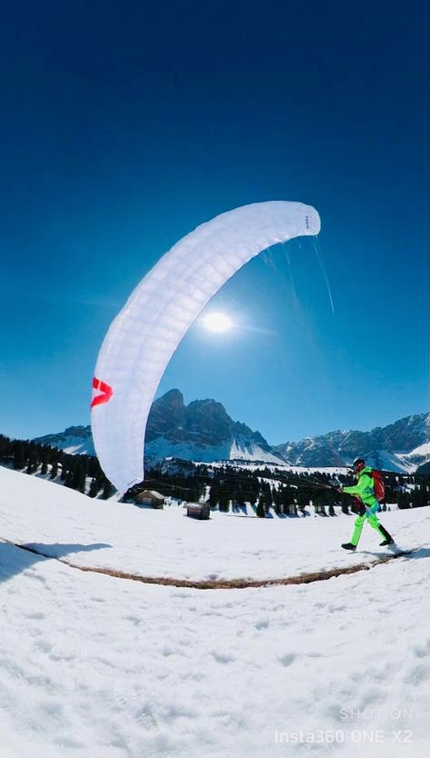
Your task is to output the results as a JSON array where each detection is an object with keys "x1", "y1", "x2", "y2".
[{"x1": 91, "y1": 377, "x2": 113, "y2": 409}]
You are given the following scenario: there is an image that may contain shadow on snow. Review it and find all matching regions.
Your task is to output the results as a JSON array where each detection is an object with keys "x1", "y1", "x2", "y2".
[{"x1": 0, "y1": 540, "x2": 111, "y2": 583}]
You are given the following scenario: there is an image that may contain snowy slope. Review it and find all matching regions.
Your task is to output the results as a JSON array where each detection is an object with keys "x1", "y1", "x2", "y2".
[
  {"x1": 0, "y1": 466, "x2": 429, "y2": 758},
  {"x1": 146, "y1": 436, "x2": 283, "y2": 466},
  {"x1": 400, "y1": 441, "x2": 430, "y2": 470},
  {"x1": 357, "y1": 444, "x2": 430, "y2": 474},
  {"x1": 33, "y1": 426, "x2": 96, "y2": 456}
]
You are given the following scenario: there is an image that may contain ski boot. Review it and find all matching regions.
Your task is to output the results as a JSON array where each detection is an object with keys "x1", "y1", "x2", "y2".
[
  {"x1": 378, "y1": 525, "x2": 394, "y2": 547},
  {"x1": 341, "y1": 542, "x2": 356, "y2": 552}
]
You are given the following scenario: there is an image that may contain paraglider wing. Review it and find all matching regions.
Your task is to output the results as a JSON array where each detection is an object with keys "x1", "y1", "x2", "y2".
[{"x1": 91, "y1": 201, "x2": 320, "y2": 493}]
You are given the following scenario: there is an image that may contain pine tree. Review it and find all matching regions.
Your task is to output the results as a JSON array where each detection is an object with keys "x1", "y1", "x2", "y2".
[
  {"x1": 71, "y1": 458, "x2": 88, "y2": 493},
  {"x1": 13, "y1": 442, "x2": 26, "y2": 470},
  {"x1": 256, "y1": 496, "x2": 266, "y2": 518},
  {"x1": 208, "y1": 481, "x2": 221, "y2": 508},
  {"x1": 397, "y1": 491, "x2": 410, "y2": 509},
  {"x1": 102, "y1": 479, "x2": 115, "y2": 499},
  {"x1": 218, "y1": 491, "x2": 230, "y2": 512},
  {"x1": 88, "y1": 478, "x2": 100, "y2": 498},
  {"x1": 412, "y1": 485, "x2": 428, "y2": 508}
]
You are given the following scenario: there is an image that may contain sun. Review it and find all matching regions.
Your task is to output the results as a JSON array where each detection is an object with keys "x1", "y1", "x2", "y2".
[{"x1": 202, "y1": 312, "x2": 233, "y2": 333}]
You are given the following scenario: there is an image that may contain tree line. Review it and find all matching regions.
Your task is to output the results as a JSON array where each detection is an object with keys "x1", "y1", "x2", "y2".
[
  {"x1": 0, "y1": 435, "x2": 114, "y2": 498},
  {"x1": 136, "y1": 462, "x2": 429, "y2": 514},
  {"x1": 0, "y1": 434, "x2": 428, "y2": 512}
]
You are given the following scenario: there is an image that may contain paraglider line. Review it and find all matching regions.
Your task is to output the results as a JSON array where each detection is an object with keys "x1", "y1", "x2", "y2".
[{"x1": 312, "y1": 237, "x2": 335, "y2": 315}]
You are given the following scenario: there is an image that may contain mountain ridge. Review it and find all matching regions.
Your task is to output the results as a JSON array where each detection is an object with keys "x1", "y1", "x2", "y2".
[{"x1": 32, "y1": 390, "x2": 430, "y2": 473}]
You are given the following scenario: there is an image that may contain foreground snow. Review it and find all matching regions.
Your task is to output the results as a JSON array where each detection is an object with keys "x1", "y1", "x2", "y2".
[{"x1": 0, "y1": 466, "x2": 429, "y2": 758}]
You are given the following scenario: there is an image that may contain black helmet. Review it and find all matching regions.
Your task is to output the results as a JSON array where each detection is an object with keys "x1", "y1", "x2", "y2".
[{"x1": 352, "y1": 458, "x2": 365, "y2": 473}]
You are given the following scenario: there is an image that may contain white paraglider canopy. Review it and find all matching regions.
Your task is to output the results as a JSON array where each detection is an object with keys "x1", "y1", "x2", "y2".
[{"x1": 91, "y1": 201, "x2": 321, "y2": 493}]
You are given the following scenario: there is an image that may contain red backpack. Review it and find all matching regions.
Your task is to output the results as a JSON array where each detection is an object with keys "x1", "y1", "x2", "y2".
[{"x1": 370, "y1": 470, "x2": 385, "y2": 502}]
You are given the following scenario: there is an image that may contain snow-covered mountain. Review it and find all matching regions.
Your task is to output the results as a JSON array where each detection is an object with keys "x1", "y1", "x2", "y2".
[
  {"x1": 32, "y1": 425, "x2": 96, "y2": 456},
  {"x1": 32, "y1": 389, "x2": 284, "y2": 465},
  {"x1": 32, "y1": 391, "x2": 429, "y2": 472},
  {"x1": 144, "y1": 389, "x2": 284, "y2": 465},
  {"x1": 275, "y1": 413, "x2": 430, "y2": 472}
]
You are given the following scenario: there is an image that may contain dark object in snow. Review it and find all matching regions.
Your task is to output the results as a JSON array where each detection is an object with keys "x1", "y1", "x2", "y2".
[
  {"x1": 134, "y1": 490, "x2": 165, "y2": 508},
  {"x1": 186, "y1": 502, "x2": 210, "y2": 520}
]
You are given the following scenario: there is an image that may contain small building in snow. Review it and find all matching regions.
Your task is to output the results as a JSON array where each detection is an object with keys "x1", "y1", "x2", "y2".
[{"x1": 134, "y1": 490, "x2": 165, "y2": 508}]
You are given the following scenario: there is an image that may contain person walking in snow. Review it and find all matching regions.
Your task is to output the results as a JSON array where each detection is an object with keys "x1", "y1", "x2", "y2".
[{"x1": 338, "y1": 458, "x2": 394, "y2": 551}]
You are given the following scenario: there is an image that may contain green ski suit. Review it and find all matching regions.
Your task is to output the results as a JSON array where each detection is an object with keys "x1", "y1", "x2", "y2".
[{"x1": 342, "y1": 466, "x2": 386, "y2": 547}]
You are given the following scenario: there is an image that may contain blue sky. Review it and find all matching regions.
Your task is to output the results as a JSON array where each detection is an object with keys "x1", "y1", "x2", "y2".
[{"x1": 0, "y1": 0, "x2": 428, "y2": 445}]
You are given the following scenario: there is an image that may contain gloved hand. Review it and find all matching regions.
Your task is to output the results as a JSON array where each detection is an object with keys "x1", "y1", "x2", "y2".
[{"x1": 352, "y1": 499, "x2": 365, "y2": 516}]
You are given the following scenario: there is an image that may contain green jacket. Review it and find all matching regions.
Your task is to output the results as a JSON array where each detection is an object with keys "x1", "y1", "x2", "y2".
[{"x1": 343, "y1": 466, "x2": 377, "y2": 507}]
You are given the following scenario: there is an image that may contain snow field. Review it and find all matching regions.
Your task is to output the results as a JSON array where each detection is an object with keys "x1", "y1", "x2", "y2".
[{"x1": 0, "y1": 466, "x2": 429, "y2": 758}]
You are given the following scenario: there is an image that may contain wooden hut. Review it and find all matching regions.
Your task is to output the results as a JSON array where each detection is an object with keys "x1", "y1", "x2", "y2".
[
  {"x1": 135, "y1": 490, "x2": 165, "y2": 509},
  {"x1": 186, "y1": 502, "x2": 210, "y2": 520}
]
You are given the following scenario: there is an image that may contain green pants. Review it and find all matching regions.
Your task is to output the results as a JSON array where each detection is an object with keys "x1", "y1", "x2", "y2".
[{"x1": 350, "y1": 512, "x2": 386, "y2": 546}]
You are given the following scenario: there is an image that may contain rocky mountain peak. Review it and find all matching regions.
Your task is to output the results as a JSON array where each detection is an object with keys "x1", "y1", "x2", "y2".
[{"x1": 31, "y1": 393, "x2": 429, "y2": 473}]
